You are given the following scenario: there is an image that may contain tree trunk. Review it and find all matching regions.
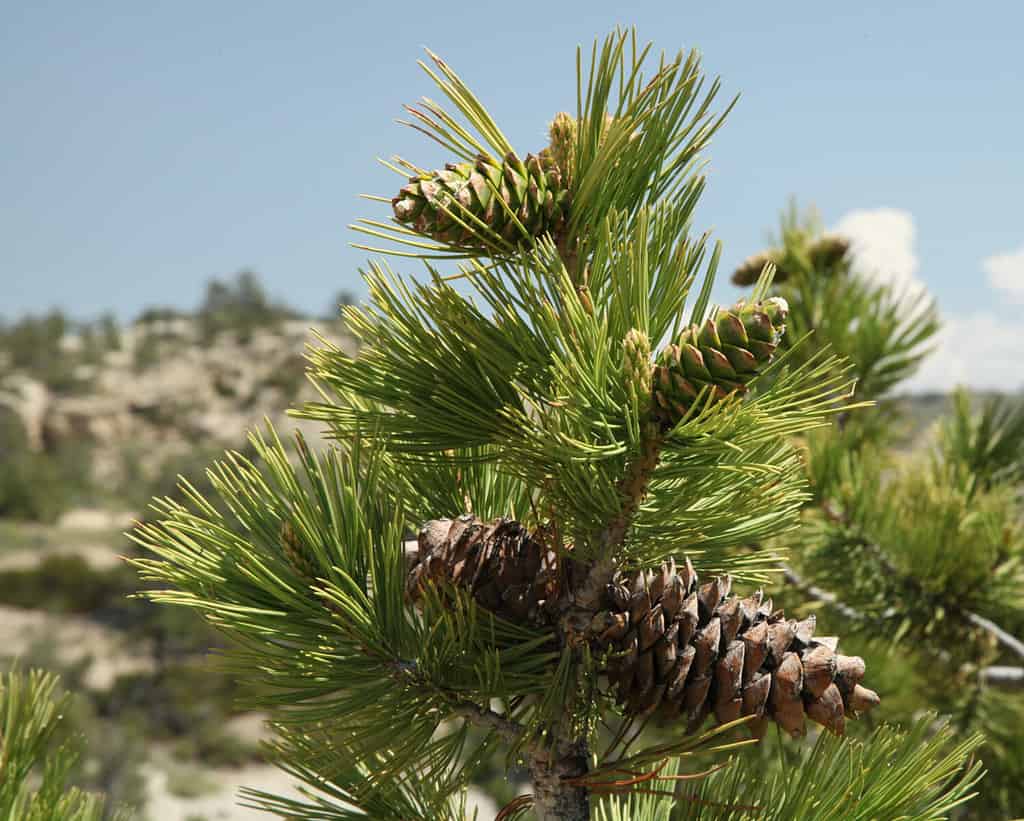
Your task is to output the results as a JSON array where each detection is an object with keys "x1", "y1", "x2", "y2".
[{"x1": 529, "y1": 737, "x2": 590, "y2": 821}]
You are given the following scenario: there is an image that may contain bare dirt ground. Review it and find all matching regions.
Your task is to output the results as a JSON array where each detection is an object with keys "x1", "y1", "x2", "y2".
[{"x1": 0, "y1": 605, "x2": 155, "y2": 690}]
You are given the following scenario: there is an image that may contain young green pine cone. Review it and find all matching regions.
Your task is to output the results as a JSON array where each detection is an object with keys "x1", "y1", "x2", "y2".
[
  {"x1": 592, "y1": 559, "x2": 878, "y2": 737},
  {"x1": 807, "y1": 233, "x2": 851, "y2": 273},
  {"x1": 653, "y1": 297, "x2": 788, "y2": 427},
  {"x1": 730, "y1": 250, "x2": 789, "y2": 287},
  {"x1": 392, "y1": 151, "x2": 571, "y2": 248}
]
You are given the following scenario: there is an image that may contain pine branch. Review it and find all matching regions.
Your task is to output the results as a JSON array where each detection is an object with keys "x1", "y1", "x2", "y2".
[
  {"x1": 853, "y1": 535, "x2": 1024, "y2": 665},
  {"x1": 0, "y1": 669, "x2": 127, "y2": 821},
  {"x1": 675, "y1": 715, "x2": 984, "y2": 820},
  {"x1": 780, "y1": 558, "x2": 1024, "y2": 690}
]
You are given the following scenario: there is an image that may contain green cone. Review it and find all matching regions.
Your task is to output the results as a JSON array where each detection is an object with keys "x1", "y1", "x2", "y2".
[
  {"x1": 392, "y1": 150, "x2": 570, "y2": 248},
  {"x1": 653, "y1": 297, "x2": 788, "y2": 426}
]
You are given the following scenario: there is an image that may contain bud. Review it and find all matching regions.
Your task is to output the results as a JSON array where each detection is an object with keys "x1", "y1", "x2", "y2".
[
  {"x1": 623, "y1": 329, "x2": 653, "y2": 414},
  {"x1": 547, "y1": 111, "x2": 577, "y2": 181},
  {"x1": 281, "y1": 520, "x2": 317, "y2": 582}
]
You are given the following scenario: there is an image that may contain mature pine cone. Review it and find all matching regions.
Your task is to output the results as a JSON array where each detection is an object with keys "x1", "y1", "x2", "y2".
[
  {"x1": 407, "y1": 517, "x2": 879, "y2": 738},
  {"x1": 591, "y1": 558, "x2": 878, "y2": 737},
  {"x1": 406, "y1": 517, "x2": 561, "y2": 627},
  {"x1": 653, "y1": 297, "x2": 789, "y2": 427},
  {"x1": 392, "y1": 151, "x2": 570, "y2": 248}
]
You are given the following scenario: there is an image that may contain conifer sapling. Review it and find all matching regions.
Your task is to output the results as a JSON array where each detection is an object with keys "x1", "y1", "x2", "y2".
[{"x1": 133, "y1": 31, "x2": 899, "y2": 821}]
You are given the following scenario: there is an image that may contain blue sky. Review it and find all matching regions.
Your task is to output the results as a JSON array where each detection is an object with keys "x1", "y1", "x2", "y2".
[{"x1": 3, "y1": 1, "x2": 1022, "y2": 390}]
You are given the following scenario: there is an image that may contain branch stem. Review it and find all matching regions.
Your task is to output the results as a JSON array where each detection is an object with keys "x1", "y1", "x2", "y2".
[
  {"x1": 780, "y1": 560, "x2": 1024, "y2": 690},
  {"x1": 529, "y1": 737, "x2": 591, "y2": 821},
  {"x1": 449, "y1": 700, "x2": 526, "y2": 743},
  {"x1": 388, "y1": 658, "x2": 527, "y2": 741}
]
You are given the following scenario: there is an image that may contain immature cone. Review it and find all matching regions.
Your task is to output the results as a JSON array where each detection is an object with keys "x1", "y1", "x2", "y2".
[
  {"x1": 392, "y1": 150, "x2": 570, "y2": 248},
  {"x1": 406, "y1": 516, "x2": 560, "y2": 627},
  {"x1": 807, "y1": 233, "x2": 851, "y2": 273},
  {"x1": 281, "y1": 520, "x2": 317, "y2": 582},
  {"x1": 592, "y1": 559, "x2": 878, "y2": 737},
  {"x1": 407, "y1": 516, "x2": 879, "y2": 739},
  {"x1": 653, "y1": 297, "x2": 789, "y2": 427},
  {"x1": 730, "y1": 251, "x2": 788, "y2": 287}
]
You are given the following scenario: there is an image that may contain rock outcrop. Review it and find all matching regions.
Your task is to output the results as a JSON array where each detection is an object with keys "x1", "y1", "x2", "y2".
[{"x1": 0, "y1": 316, "x2": 355, "y2": 487}]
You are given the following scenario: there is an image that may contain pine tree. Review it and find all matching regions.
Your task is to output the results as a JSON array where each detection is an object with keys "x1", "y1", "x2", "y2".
[
  {"x1": 0, "y1": 669, "x2": 130, "y2": 821},
  {"x1": 132, "y1": 32, "x2": 989, "y2": 821},
  {"x1": 729, "y1": 204, "x2": 1024, "y2": 819},
  {"x1": 4, "y1": 30, "x2": 999, "y2": 820}
]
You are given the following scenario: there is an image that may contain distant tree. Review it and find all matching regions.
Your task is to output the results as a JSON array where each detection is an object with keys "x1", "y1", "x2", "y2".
[
  {"x1": 0, "y1": 309, "x2": 78, "y2": 391},
  {"x1": 0, "y1": 407, "x2": 87, "y2": 522},
  {"x1": 135, "y1": 307, "x2": 185, "y2": 324},
  {"x1": 198, "y1": 270, "x2": 299, "y2": 343},
  {"x1": 98, "y1": 313, "x2": 121, "y2": 351},
  {"x1": 324, "y1": 288, "x2": 357, "y2": 320}
]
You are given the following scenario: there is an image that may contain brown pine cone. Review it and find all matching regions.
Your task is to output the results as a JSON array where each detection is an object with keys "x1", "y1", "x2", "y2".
[
  {"x1": 407, "y1": 517, "x2": 879, "y2": 738},
  {"x1": 406, "y1": 516, "x2": 561, "y2": 627},
  {"x1": 591, "y1": 558, "x2": 878, "y2": 737}
]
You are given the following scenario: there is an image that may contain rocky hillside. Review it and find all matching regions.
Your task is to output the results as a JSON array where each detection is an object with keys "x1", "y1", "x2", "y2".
[
  {"x1": 6, "y1": 318, "x2": 346, "y2": 468},
  {"x1": 0, "y1": 275, "x2": 355, "y2": 521},
  {"x1": 0, "y1": 278, "x2": 372, "y2": 819}
]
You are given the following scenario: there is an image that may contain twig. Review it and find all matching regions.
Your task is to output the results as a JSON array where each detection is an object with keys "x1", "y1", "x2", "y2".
[
  {"x1": 780, "y1": 564, "x2": 862, "y2": 621},
  {"x1": 964, "y1": 611, "x2": 1024, "y2": 663},
  {"x1": 449, "y1": 700, "x2": 525, "y2": 743},
  {"x1": 386, "y1": 657, "x2": 527, "y2": 741},
  {"x1": 979, "y1": 666, "x2": 1024, "y2": 688}
]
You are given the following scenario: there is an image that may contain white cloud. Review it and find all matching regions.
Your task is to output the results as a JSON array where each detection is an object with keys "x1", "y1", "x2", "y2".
[
  {"x1": 904, "y1": 311, "x2": 1024, "y2": 394},
  {"x1": 983, "y1": 245, "x2": 1024, "y2": 303},
  {"x1": 833, "y1": 207, "x2": 926, "y2": 298},
  {"x1": 829, "y1": 208, "x2": 1024, "y2": 394}
]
